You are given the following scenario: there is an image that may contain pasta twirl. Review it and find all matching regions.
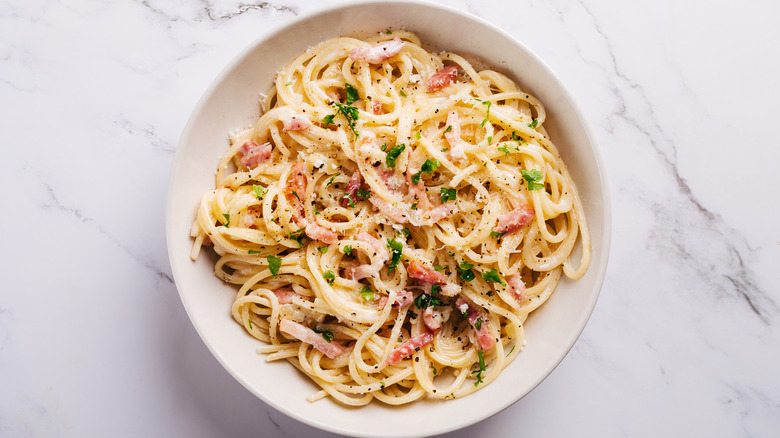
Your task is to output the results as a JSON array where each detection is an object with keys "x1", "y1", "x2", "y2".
[{"x1": 189, "y1": 32, "x2": 590, "y2": 406}]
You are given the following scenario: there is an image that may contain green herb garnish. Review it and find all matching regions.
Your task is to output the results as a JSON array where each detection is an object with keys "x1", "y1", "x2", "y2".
[
  {"x1": 528, "y1": 119, "x2": 538, "y2": 129},
  {"x1": 521, "y1": 169, "x2": 544, "y2": 191},
  {"x1": 326, "y1": 172, "x2": 340, "y2": 187},
  {"x1": 345, "y1": 83, "x2": 359, "y2": 105},
  {"x1": 411, "y1": 159, "x2": 440, "y2": 185},
  {"x1": 415, "y1": 131, "x2": 421, "y2": 139},
  {"x1": 248, "y1": 249, "x2": 262, "y2": 254},
  {"x1": 472, "y1": 351, "x2": 486, "y2": 386},
  {"x1": 456, "y1": 261, "x2": 475, "y2": 282},
  {"x1": 356, "y1": 188, "x2": 371, "y2": 200},
  {"x1": 474, "y1": 318, "x2": 482, "y2": 331},
  {"x1": 443, "y1": 125, "x2": 453, "y2": 134},
  {"x1": 323, "y1": 270, "x2": 336, "y2": 285},
  {"x1": 490, "y1": 231, "x2": 507, "y2": 238},
  {"x1": 387, "y1": 239, "x2": 403, "y2": 273},
  {"x1": 359, "y1": 285, "x2": 374, "y2": 301},
  {"x1": 289, "y1": 228, "x2": 309, "y2": 247},
  {"x1": 344, "y1": 245, "x2": 353, "y2": 256},
  {"x1": 399, "y1": 89, "x2": 407, "y2": 98},
  {"x1": 414, "y1": 292, "x2": 441, "y2": 309},
  {"x1": 479, "y1": 100, "x2": 492, "y2": 128},
  {"x1": 317, "y1": 246, "x2": 329, "y2": 254},
  {"x1": 434, "y1": 265, "x2": 445, "y2": 271},
  {"x1": 481, "y1": 269, "x2": 506, "y2": 286},
  {"x1": 267, "y1": 255, "x2": 282, "y2": 277},
  {"x1": 253, "y1": 184, "x2": 266, "y2": 200},
  {"x1": 440, "y1": 187, "x2": 457, "y2": 203},
  {"x1": 313, "y1": 328, "x2": 334, "y2": 343},
  {"x1": 385, "y1": 143, "x2": 405, "y2": 168}
]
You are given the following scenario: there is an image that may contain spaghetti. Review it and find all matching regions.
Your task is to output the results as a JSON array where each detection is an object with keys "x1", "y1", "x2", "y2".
[{"x1": 189, "y1": 31, "x2": 590, "y2": 406}]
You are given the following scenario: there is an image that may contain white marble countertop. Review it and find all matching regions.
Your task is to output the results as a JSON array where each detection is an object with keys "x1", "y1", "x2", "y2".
[{"x1": 2, "y1": 0, "x2": 778, "y2": 436}]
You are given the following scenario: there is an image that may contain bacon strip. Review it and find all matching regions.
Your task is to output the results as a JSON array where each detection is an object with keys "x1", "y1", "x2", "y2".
[
  {"x1": 238, "y1": 140, "x2": 273, "y2": 169},
  {"x1": 494, "y1": 204, "x2": 535, "y2": 235},
  {"x1": 349, "y1": 38, "x2": 404, "y2": 64},
  {"x1": 279, "y1": 319, "x2": 344, "y2": 359},
  {"x1": 369, "y1": 196, "x2": 410, "y2": 224},
  {"x1": 408, "y1": 260, "x2": 447, "y2": 284},
  {"x1": 456, "y1": 297, "x2": 495, "y2": 351},
  {"x1": 426, "y1": 65, "x2": 459, "y2": 92},
  {"x1": 444, "y1": 111, "x2": 466, "y2": 163},
  {"x1": 506, "y1": 273, "x2": 526, "y2": 303},
  {"x1": 282, "y1": 114, "x2": 312, "y2": 131},
  {"x1": 423, "y1": 307, "x2": 445, "y2": 332},
  {"x1": 377, "y1": 289, "x2": 414, "y2": 310},
  {"x1": 386, "y1": 330, "x2": 434, "y2": 365},
  {"x1": 305, "y1": 222, "x2": 338, "y2": 244},
  {"x1": 285, "y1": 162, "x2": 308, "y2": 226},
  {"x1": 272, "y1": 287, "x2": 299, "y2": 304},
  {"x1": 341, "y1": 170, "x2": 364, "y2": 207}
]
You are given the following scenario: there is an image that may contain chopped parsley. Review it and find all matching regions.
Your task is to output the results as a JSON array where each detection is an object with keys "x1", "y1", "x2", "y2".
[
  {"x1": 387, "y1": 239, "x2": 403, "y2": 273},
  {"x1": 481, "y1": 269, "x2": 506, "y2": 286},
  {"x1": 431, "y1": 364, "x2": 438, "y2": 375},
  {"x1": 222, "y1": 213, "x2": 230, "y2": 227},
  {"x1": 291, "y1": 190, "x2": 301, "y2": 202},
  {"x1": 248, "y1": 249, "x2": 262, "y2": 254},
  {"x1": 323, "y1": 270, "x2": 336, "y2": 285},
  {"x1": 326, "y1": 172, "x2": 340, "y2": 187},
  {"x1": 359, "y1": 285, "x2": 374, "y2": 301},
  {"x1": 289, "y1": 228, "x2": 309, "y2": 247},
  {"x1": 411, "y1": 159, "x2": 440, "y2": 185},
  {"x1": 399, "y1": 89, "x2": 407, "y2": 98},
  {"x1": 415, "y1": 131, "x2": 422, "y2": 139},
  {"x1": 456, "y1": 261, "x2": 475, "y2": 282},
  {"x1": 284, "y1": 81, "x2": 292, "y2": 86},
  {"x1": 414, "y1": 292, "x2": 441, "y2": 309},
  {"x1": 411, "y1": 201, "x2": 418, "y2": 210},
  {"x1": 440, "y1": 187, "x2": 457, "y2": 202},
  {"x1": 325, "y1": 101, "x2": 360, "y2": 137},
  {"x1": 472, "y1": 351, "x2": 486, "y2": 386},
  {"x1": 443, "y1": 125, "x2": 453, "y2": 134},
  {"x1": 344, "y1": 193, "x2": 356, "y2": 208},
  {"x1": 356, "y1": 188, "x2": 371, "y2": 200},
  {"x1": 433, "y1": 265, "x2": 445, "y2": 271},
  {"x1": 521, "y1": 169, "x2": 544, "y2": 190},
  {"x1": 345, "y1": 83, "x2": 359, "y2": 105},
  {"x1": 498, "y1": 143, "x2": 520, "y2": 155},
  {"x1": 385, "y1": 143, "x2": 405, "y2": 168},
  {"x1": 248, "y1": 318, "x2": 253, "y2": 329},
  {"x1": 385, "y1": 29, "x2": 392, "y2": 35},
  {"x1": 490, "y1": 231, "x2": 507, "y2": 238},
  {"x1": 267, "y1": 255, "x2": 282, "y2": 277},
  {"x1": 317, "y1": 246, "x2": 329, "y2": 254},
  {"x1": 479, "y1": 100, "x2": 492, "y2": 128},
  {"x1": 487, "y1": 136, "x2": 492, "y2": 144},
  {"x1": 343, "y1": 245, "x2": 353, "y2": 256},
  {"x1": 252, "y1": 184, "x2": 266, "y2": 200},
  {"x1": 528, "y1": 119, "x2": 538, "y2": 129},
  {"x1": 474, "y1": 318, "x2": 483, "y2": 331},
  {"x1": 313, "y1": 328, "x2": 334, "y2": 343},
  {"x1": 400, "y1": 228, "x2": 411, "y2": 238},
  {"x1": 511, "y1": 132, "x2": 526, "y2": 144},
  {"x1": 381, "y1": 143, "x2": 388, "y2": 151}
]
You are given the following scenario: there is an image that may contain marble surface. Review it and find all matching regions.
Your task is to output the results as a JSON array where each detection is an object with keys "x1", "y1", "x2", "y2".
[{"x1": 1, "y1": 0, "x2": 778, "y2": 436}]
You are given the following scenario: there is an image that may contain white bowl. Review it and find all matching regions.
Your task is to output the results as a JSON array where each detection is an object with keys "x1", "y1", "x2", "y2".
[{"x1": 166, "y1": 1, "x2": 611, "y2": 436}]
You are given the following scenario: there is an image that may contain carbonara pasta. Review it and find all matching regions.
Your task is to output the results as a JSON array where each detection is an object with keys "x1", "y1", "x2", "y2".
[{"x1": 189, "y1": 31, "x2": 590, "y2": 406}]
